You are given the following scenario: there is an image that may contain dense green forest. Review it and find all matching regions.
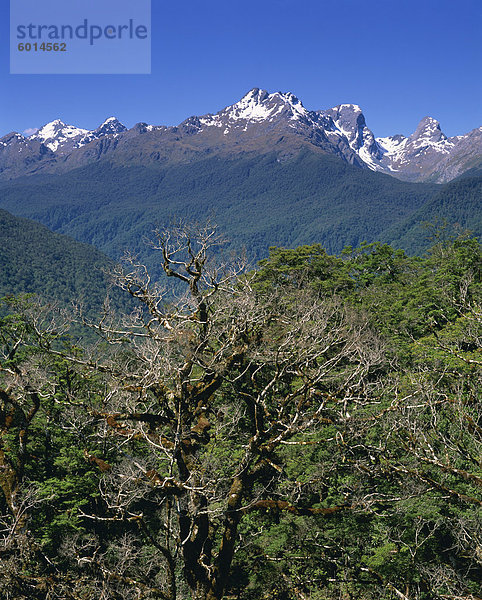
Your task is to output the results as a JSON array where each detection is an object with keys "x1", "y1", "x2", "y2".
[
  {"x1": 0, "y1": 223, "x2": 480, "y2": 600},
  {"x1": 3, "y1": 149, "x2": 478, "y2": 265},
  {"x1": 0, "y1": 208, "x2": 127, "y2": 316},
  {"x1": 384, "y1": 174, "x2": 482, "y2": 253},
  {"x1": 1, "y1": 149, "x2": 480, "y2": 270}
]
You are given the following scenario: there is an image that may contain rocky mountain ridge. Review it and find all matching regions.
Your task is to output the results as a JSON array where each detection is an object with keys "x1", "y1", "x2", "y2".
[{"x1": 1, "y1": 88, "x2": 480, "y2": 182}]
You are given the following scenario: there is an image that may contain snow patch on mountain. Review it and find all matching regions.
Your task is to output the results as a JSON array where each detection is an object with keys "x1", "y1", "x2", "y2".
[
  {"x1": 28, "y1": 117, "x2": 129, "y2": 152},
  {"x1": 227, "y1": 89, "x2": 310, "y2": 122},
  {"x1": 374, "y1": 116, "x2": 468, "y2": 178},
  {"x1": 76, "y1": 117, "x2": 127, "y2": 147},
  {"x1": 197, "y1": 88, "x2": 313, "y2": 135},
  {"x1": 376, "y1": 135, "x2": 409, "y2": 170},
  {"x1": 32, "y1": 120, "x2": 89, "y2": 152},
  {"x1": 318, "y1": 104, "x2": 383, "y2": 170}
]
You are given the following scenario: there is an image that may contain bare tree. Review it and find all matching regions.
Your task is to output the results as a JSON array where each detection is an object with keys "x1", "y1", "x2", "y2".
[
  {"x1": 2, "y1": 226, "x2": 480, "y2": 599},
  {"x1": 46, "y1": 222, "x2": 386, "y2": 600}
]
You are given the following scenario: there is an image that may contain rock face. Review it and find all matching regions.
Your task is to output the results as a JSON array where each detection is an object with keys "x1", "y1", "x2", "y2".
[
  {"x1": 320, "y1": 104, "x2": 383, "y2": 169},
  {"x1": 76, "y1": 117, "x2": 128, "y2": 146},
  {"x1": 0, "y1": 132, "x2": 56, "y2": 179},
  {"x1": 376, "y1": 117, "x2": 482, "y2": 182},
  {"x1": 0, "y1": 89, "x2": 480, "y2": 182}
]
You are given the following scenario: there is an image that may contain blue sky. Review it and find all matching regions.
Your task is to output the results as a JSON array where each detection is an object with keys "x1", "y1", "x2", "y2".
[{"x1": 1, "y1": 0, "x2": 481, "y2": 138}]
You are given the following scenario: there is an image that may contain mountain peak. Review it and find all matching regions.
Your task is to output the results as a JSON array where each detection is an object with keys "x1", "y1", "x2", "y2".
[
  {"x1": 36, "y1": 119, "x2": 66, "y2": 135},
  {"x1": 221, "y1": 88, "x2": 309, "y2": 123},
  {"x1": 412, "y1": 116, "x2": 445, "y2": 141},
  {"x1": 327, "y1": 103, "x2": 365, "y2": 119},
  {"x1": 323, "y1": 103, "x2": 368, "y2": 138},
  {"x1": 32, "y1": 120, "x2": 89, "y2": 152},
  {"x1": 418, "y1": 115, "x2": 440, "y2": 126},
  {"x1": 100, "y1": 116, "x2": 120, "y2": 126},
  {"x1": 95, "y1": 117, "x2": 127, "y2": 134},
  {"x1": 240, "y1": 88, "x2": 270, "y2": 103},
  {"x1": 337, "y1": 103, "x2": 363, "y2": 113}
]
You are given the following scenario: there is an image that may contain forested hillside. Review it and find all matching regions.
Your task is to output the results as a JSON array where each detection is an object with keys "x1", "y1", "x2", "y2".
[
  {"x1": 0, "y1": 150, "x2": 440, "y2": 263},
  {"x1": 1, "y1": 224, "x2": 480, "y2": 600},
  {"x1": 384, "y1": 174, "x2": 482, "y2": 253},
  {"x1": 0, "y1": 208, "x2": 122, "y2": 314},
  {"x1": 1, "y1": 149, "x2": 480, "y2": 267}
]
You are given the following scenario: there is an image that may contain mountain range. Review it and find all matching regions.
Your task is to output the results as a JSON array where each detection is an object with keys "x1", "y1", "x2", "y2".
[
  {"x1": 1, "y1": 88, "x2": 481, "y2": 183},
  {"x1": 0, "y1": 87, "x2": 480, "y2": 292}
]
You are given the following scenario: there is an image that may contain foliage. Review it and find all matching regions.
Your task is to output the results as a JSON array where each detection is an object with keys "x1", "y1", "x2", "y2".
[
  {"x1": 0, "y1": 149, "x2": 447, "y2": 266},
  {"x1": 0, "y1": 208, "x2": 129, "y2": 318},
  {"x1": 0, "y1": 226, "x2": 481, "y2": 599}
]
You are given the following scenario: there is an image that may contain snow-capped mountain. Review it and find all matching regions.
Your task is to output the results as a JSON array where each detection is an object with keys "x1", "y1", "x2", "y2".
[
  {"x1": 193, "y1": 88, "x2": 316, "y2": 129},
  {"x1": 320, "y1": 104, "x2": 382, "y2": 170},
  {"x1": 29, "y1": 117, "x2": 127, "y2": 154},
  {"x1": 181, "y1": 90, "x2": 480, "y2": 180},
  {"x1": 77, "y1": 117, "x2": 128, "y2": 146},
  {"x1": 1, "y1": 89, "x2": 480, "y2": 182},
  {"x1": 376, "y1": 117, "x2": 482, "y2": 182},
  {"x1": 0, "y1": 131, "x2": 55, "y2": 179},
  {"x1": 178, "y1": 89, "x2": 369, "y2": 167},
  {"x1": 30, "y1": 120, "x2": 90, "y2": 152}
]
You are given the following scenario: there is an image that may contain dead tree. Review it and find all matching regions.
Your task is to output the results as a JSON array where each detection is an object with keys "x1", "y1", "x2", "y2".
[{"x1": 58, "y1": 222, "x2": 386, "y2": 600}]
